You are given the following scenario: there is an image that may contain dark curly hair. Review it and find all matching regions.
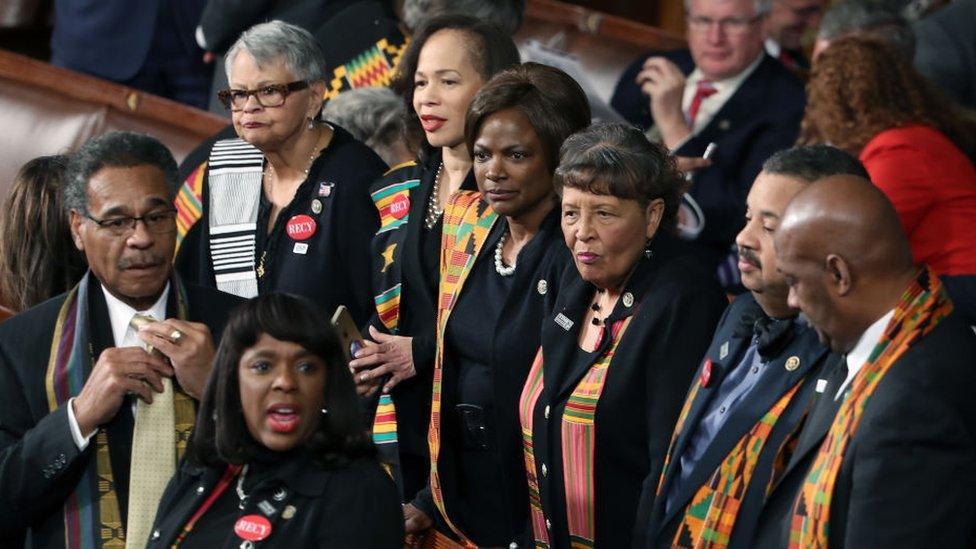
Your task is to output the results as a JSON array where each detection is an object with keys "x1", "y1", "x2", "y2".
[
  {"x1": 802, "y1": 37, "x2": 976, "y2": 159},
  {"x1": 191, "y1": 293, "x2": 374, "y2": 468}
]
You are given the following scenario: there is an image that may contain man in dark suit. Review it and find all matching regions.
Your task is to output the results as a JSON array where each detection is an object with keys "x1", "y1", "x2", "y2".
[
  {"x1": 0, "y1": 132, "x2": 242, "y2": 548},
  {"x1": 634, "y1": 146, "x2": 869, "y2": 548},
  {"x1": 51, "y1": 0, "x2": 211, "y2": 109},
  {"x1": 610, "y1": 0, "x2": 805, "y2": 283},
  {"x1": 753, "y1": 175, "x2": 976, "y2": 547},
  {"x1": 763, "y1": 0, "x2": 827, "y2": 71}
]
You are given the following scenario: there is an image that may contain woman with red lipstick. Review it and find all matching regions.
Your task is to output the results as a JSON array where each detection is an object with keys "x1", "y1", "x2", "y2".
[
  {"x1": 350, "y1": 16, "x2": 519, "y2": 510},
  {"x1": 147, "y1": 293, "x2": 403, "y2": 548},
  {"x1": 402, "y1": 63, "x2": 590, "y2": 548},
  {"x1": 518, "y1": 123, "x2": 726, "y2": 548}
]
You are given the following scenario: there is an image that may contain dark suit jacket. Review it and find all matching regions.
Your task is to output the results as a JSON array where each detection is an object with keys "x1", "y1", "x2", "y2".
[
  {"x1": 147, "y1": 453, "x2": 403, "y2": 548},
  {"x1": 635, "y1": 293, "x2": 832, "y2": 548},
  {"x1": 610, "y1": 51, "x2": 805, "y2": 266},
  {"x1": 752, "y1": 311, "x2": 976, "y2": 548},
  {"x1": 527, "y1": 233, "x2": 726, "y2": 548},
  {"x1": 51, "y1": 0, "x2": 205, "y2": 81},
  {"x1": 0, "y1": 275, "x2": 242, "y2": 548}
]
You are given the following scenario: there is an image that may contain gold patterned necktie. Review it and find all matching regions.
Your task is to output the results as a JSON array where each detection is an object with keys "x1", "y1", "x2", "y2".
[{"x1": 125, "y1": 314, "x2": 175, "y2": 549}]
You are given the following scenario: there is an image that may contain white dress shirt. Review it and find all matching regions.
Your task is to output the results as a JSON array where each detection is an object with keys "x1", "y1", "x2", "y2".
[
  {"x1": 67, "y1": 283, "x2": 171, "y2": 449},
  {"x1": 835, "y1": 309, "x2": 896, "y2": 401},
  {"x1": 680, "y1": 53, "x2": 764, "y2": 138}
]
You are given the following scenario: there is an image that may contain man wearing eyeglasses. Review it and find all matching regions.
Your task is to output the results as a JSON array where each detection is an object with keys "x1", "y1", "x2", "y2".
[
  {"x1": 0, "y1": 131, "x2": 242, "y2": 548},
  {"x1": 610, "y1": 0, "x2": 805, "y2": 289}
]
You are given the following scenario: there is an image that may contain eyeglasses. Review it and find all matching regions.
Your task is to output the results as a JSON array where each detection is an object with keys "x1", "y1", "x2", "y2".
[
  {"x1": 217, "y1": 80, "x2": 309, "y2": 110},
  {"x1": 83, "y1": 209, "x2": 178, "y2": 237},
  {"x1": 686, "y1": 14, "x2": 762, "y2": 35}
]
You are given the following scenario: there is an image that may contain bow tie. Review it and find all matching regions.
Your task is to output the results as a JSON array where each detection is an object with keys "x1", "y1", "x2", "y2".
[{"x1": 735, "y1": 313, "x2": 796, "y2": 361}]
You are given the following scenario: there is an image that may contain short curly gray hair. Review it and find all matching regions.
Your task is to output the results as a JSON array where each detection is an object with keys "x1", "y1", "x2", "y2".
[
  {"x1": 225, "y1": 20, "x2": 327, "y2": 82},
  {"x1": 63, "y1": 131, "x2": 179, "y2": 215}
]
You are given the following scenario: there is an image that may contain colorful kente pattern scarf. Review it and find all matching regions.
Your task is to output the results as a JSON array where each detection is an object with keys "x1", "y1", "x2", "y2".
[
  {"x1": 367, "y1": 162, "x2": 422, "y2": 492},
  {"x1": 44, "y1": 272, "x2": 197, "y2": 548},
  {"x1": 671, "y1": 382, "x2": 803, "y2": 548},
  {"x1": 788, "y1": 267, "x2": 952, "y2": 547},
  {"x1": 520, "y1": 317, "x2": 633, "y2": 548},
  {"x1": 428, "y1": 191, "x2": 498, "y2": 547}
]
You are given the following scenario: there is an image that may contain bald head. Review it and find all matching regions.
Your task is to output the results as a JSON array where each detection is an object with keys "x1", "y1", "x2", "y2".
[{"x1": 774, "y1": 174, "x2": 915, "y2": 352}]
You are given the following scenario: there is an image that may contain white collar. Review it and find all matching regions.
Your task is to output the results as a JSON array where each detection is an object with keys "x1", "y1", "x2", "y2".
[
  {"x1": 764, "y1": 38, "x2": 782, "y2": 59},
  {"x1": 835, "y1": 309, "x2": 896, "y2": 400},
  {"x1": 686, "y1": 52, "x2": 764, "y2": 96},
  {"x1": 100, "y1": 282, "x2": 171, "y2": 347}
]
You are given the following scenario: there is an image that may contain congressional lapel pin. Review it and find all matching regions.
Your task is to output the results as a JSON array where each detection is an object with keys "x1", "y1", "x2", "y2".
[
  {"x1": 390, "y1": 193, "x2": 410, "y2": 220},
  {"x1": 718, "y1": 119, "x2": 731, "y2": 131},
  {"x1": 622, "y1": 292, "x2": 634, "y2": 308},
  {"x1": 815, "y1": 378, "x2": 828, "y2": 393},
  {"x1": 234, "y1": 515, "x2": 272, "y2": 542},
  {"x1": 785, "y1": 356, "x2": 800, "y2": 371},
  {"x1": 286, "y1": 214, "x2": 317, "y2": 241},
  {"x1": 293, "y1": 242, "x2": 309, "y2": 255},
  {"x1": 282, "y1": 505, "x2": 297, "y2": 520},
  {"x1": 317, "y1": 181, "x2": 334, "y2": 197},
  {"x1": 311, "y1": 198, "x2": 323, "y2": 214},
  {"x1": 700, "y1": 358, "x2": 714, "y2": 388},
  {"x1": 719, "y1": 341, "x2": 730, "y2": 360},
  {"x1": 257, "y1": 500, "x2": 277, "y2": 516},
  {"x1": 537, "y1": 279, "x2": 548, "y2": 295},
  {"x1": 555, "y1": 312, "x2": 573, "y2": 331}
]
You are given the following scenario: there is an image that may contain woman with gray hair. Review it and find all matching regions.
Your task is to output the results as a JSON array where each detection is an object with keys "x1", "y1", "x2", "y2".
[{"x1": 175, "y1": 20, "x2": 386, "y2": 328}]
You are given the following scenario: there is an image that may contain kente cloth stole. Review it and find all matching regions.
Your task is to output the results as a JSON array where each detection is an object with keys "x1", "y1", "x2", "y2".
[
  {"x1": 657, "y1": 377, "x2": 704, "y2": 496},
  {"x1": 788, "y1": 267, "x2": 953, "y2": 548},
  {"x1": 428, "y1": 191, "x2": 497, "y2": 547},
  {"x1": 368, "y1": 164, "x2": 421, "y2": 486},
  {"x1": 671, "y1": 382, "x2": 803, "y2": 548},
  {"x1": 175, "y1": 161, "x2": 206, "y2": 252},
  {"x1": 520, "y1": 317, "x2": 634, "y2": 549},
  {"x1": 323, "y1": 36, "x2": 410, "y2": 101},
  {"x1": 44, "y1": 272, "x2": 196, "y2": 548},
  {"x1": 206, "y1": 138, "x2": 263, "y2": 299}
]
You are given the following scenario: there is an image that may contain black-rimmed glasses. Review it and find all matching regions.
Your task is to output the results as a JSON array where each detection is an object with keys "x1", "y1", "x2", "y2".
[
  {"x1": 83, "y1": 209, "x2": 178, "y2": 237},
  {"x1": 217, "y1": 80, "x2": 309, "y2": 110}
]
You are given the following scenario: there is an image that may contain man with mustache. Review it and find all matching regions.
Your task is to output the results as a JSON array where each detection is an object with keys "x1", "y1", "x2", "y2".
[
  {"x1": 751, "y1": 174, "x2": 976, "y2": 547},
  {"x1": 0, "y1": 132, "x2": 242, "y2": 548},
  {"x1": 634, "y1": 146, "x2": 860, "y2": 548}
]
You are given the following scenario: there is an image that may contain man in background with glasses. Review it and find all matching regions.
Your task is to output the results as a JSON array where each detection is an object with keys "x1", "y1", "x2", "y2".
[
  {"x1": 610, "y1": 0, "x2": 806, "y2": 291},
  {"x1": 0, "y1": 131, "x2": 242, "y2": 548}
]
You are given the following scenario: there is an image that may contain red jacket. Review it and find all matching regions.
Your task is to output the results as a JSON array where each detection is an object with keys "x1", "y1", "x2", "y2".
[{"x1": 860, "y1": 124, "x2": 976, "y2": 275}]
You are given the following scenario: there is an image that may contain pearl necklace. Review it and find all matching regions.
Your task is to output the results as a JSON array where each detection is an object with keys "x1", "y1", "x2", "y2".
[
  {"x1": 424, "y1": 162, "x2": 444, "y2": 230},
  {"x1": 494, "y1": 230, "x2": 516, "y2": 276}
]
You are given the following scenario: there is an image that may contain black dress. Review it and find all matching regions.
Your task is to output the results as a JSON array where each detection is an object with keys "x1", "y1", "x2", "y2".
[
  {"x1": 366, "y1": 151, "x2": 477, "y2": 501},
  {"x1": 417, "y1": 208, "x2": 572, "y2": 547}
]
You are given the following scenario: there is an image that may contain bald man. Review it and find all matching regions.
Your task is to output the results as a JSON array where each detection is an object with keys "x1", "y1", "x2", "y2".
[{"x1": 751, "y1": 175, "x2": 976, "y2": 547}]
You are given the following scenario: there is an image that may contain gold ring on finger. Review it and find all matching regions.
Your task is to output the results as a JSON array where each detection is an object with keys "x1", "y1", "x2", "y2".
[{"x1": 169, "y1": 329, "x2": 183, "y2": 343}]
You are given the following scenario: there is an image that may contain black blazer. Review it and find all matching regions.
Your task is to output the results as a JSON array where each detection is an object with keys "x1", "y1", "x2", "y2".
[
  {"x1": 636, "y1": 293, "x2": 833, "y2": 548},
  {"x1": 147, "y1": 453, "x2": 403, "y2": 548},
  {"x1": 752, "y1": 311, "x2": 976, "y2": 548},
  {"x1": 526, "y1": 233, "x2": 726, "y2": 548},
  {"x1": 611, "y1": 51, "x2": 805, "y2": 265},
  {"x1": 366, "y1": 153, "x2": 478, "y2": 466},
  {"x1": 176, "y1": 124, "x2": 385, "y2": 327},
  {"x1": 0, "y1": 275, "x2": 242, "y2": 548},
  {"x1": 418, "y1": 208, "x2": 571, "y2": 546}
]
